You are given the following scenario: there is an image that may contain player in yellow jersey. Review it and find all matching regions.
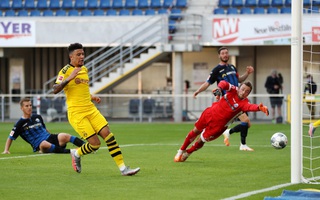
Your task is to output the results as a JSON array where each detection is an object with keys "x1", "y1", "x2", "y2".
[{"x1": 53, "y1": 43, "x2": 140, "y2": 176}]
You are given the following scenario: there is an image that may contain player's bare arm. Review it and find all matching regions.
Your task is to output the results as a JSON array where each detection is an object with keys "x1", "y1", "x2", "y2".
[
  {"x1": 193, "y1": 82, "x2": 210, "y2": 99},
  {"x1": 53, "y1": 67, "x2": 81, "y2": 94},
  {"x1": 238, "y1": 66, "x2": 254, "y2": 83},
  {"x1": 91, "y1": 95, "x2": 101, "y2": 104}
]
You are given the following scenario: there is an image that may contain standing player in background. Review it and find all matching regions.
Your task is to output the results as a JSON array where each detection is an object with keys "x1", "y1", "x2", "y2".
[
  {"x1": 2, "y1": 98, "x2": 84, "y2": 154},
  {"x1": 174, "y1": 80, "x2": 269, "y2": 162},
  {"x1": 53, "y1": 43, "x2": 140, "y2": 175},
  {"x1": 193, "y1": 46, "x2": 255, "y2": 151}
]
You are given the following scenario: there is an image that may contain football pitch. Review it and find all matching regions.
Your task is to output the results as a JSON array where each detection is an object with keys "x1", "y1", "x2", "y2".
[{"x1": 0, "y1": 122, "x2": 319, "y2": 200}]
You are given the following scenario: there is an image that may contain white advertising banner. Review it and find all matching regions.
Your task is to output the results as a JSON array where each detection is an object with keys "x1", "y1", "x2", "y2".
[
  {"x1": 210, "y1": 15, "x2": 320, "y2": 45},
  {"x1": 0, "y1": 20, "x2": 36, "y2": 47}
]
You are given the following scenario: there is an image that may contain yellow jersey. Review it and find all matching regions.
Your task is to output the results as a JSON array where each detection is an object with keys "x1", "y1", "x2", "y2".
[{"x1": 55, "y1": 64, "x2": 94, "y2": 111}]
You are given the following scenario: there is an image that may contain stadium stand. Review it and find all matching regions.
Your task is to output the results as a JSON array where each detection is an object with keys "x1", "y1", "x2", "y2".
[
  {"x1": 56, "y1": 9, "x2": 67, "y2": 16},
  {"x1": 132, "y1": 8, "x2": 143, "y2": 15},
  {"x1": 284, "y1": 0, "x2": 291, "y2": 6},
  {"x1": 170, "y1": 8, "x2": 182, "y2": 20},
  {"x1": 163, "y1": 0, "x2": 174, "y2": 8},
  {"x1": 31, "y1": 9, "x2": 42, "y2": 16},
  {"x1": 75, "y1": 0, "x2": 86, "y2": 9},
  {"x1": 0, "y1": 10, "x2": 2, "y2": 16},
  {"x1": 240, "y1": 7, "x2": 252, "y2": 14},
  {"x1": 304, "y1": 0, "x2": 311, "y2": 6},
  {"x1": 213, "y1": 7, "x2": 225, "y2": 14},
  {"x1": 24, "y1": 0, "x2": 36, "y2": 9},
  {"x1": 68, "y1": 9, "x2": 79, "y2": 16},
  {"x1": 87, "y1": 0, "x2": 98, "y2": 9},
  {"x1": 227, "y1": 7, "x2": 238, "y2": 14},
  {"x1": 280, "y1": 7, "x2": 291, "y2": 14},
  {"x1": 138, "y1": 0, "x2": 149, "y2": 8},
  {"x1": 62, "y1": 0, "x2": 73, "y2": 9},
  {"x1": 158, "y1": 8, "x2": 169, "y2": 14},
  {"x1": 100, "y1": 0, "x2": 111, "y2": 9},
  {"x1": 309, "y1": 6, "x2": 319, "y2": 13},
  {"x1": 1, "y1": 0, "x2": 11, "y2": 9},
  {"x1": 258, "y1": 0, "x2": 270, "y2": 7},
  {"x1": 314, "y1": 0, "x2": 320, "y2": 6},
  {"x1": 267, "y1": 7, "x2": 279, "y2": 14},
  {"x1": 271, "y1": 0, "x2": 283, "y2": 7},
  {"x1": 43, "y1": 9, "x2": 54, "y2": 16},
  {"x1": 218, "y1": 0, "x2": 230, "y2": 7},
  {"x1": 12, "y1": 0, "x2": 23, "y2": 10}
]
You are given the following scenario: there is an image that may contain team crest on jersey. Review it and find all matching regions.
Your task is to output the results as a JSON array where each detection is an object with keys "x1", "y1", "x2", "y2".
[
  {"x1": 9, "y1": 131, "x2": 14, "y2": 136},
  {"x1": 35, "y1": 118, "x2": 40, "y2": 123}
]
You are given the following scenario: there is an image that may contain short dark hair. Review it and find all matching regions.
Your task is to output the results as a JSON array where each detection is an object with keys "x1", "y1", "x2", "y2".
[
  {"x1": 218, "y1": 46, "x2": 228, "y2": 54},
  {"x1": 68, "y1": 43, "x2": 83, "y2": 54},
  {"x1": 241, "y1": 81, "x2": 253, "y2": 93},
  {"x1": 20, "y1": 97, "x2": 31, "y2": 107}
]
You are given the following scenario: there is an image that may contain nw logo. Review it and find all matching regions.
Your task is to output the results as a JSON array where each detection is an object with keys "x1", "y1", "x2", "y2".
[{"x1": 212, "y1": 18, "x2": 240, "y2": 44}]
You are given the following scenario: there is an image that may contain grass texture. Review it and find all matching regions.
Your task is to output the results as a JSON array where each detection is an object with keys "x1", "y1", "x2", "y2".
[{"x1": 0, "y1": 122, "x2": 319, "y2": 200}]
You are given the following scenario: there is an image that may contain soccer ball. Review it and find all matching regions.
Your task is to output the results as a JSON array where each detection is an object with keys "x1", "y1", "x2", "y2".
[{"x1": 271, "y1": 132, "x2": 288, "y2": 149}]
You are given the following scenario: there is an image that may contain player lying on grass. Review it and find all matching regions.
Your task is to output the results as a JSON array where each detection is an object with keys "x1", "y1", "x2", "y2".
[
  {"x1": 174, "y1": 80, "x2": 269, "y2": 162},
  {"x1": 2, "y1": 98, "x2": 85, "y2": 154}
]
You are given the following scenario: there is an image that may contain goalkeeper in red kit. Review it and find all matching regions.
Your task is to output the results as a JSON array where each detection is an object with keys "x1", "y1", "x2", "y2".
[{"x1": 174, "y1": 80, "x2": 269, "y2": 162}]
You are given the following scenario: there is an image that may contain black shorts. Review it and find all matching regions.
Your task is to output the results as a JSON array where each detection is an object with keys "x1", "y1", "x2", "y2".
[
  {"x1": 270, "y1": 97, "x2": 283, "y2": 108},
  {"x1": 46, "y1": 134, "x2": 66, "y2": 148}
]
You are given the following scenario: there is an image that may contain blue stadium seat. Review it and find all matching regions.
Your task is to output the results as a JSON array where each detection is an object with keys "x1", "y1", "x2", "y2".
[
  {"x1": 280, "y1": 7, "x2": 291, "y2": 13},
  {"x1": 227, "y1": 7, "x2": 238, "y2": 14},
  {"x1": 245, "y1": 0, "x2": 257, "y2": 7},
  {"x1": 5, "y1": 10, "x2": 16, "y2": 16},
  {"x1": 87, "y1": 0, "x2": 98, "y2": 9},
  {"x1": 240, "y1": 7, "x2": 252, "y2": 14},
  {"x1": 132, "y1": 9, "x2": 143, "y2": 15},
  {"x1": 30, "y1": 9, "x2": 41, "y2": 16},
  {"x1": 284, "y1": 0, "x2": 291, "y2": 6},
  {"x1": 0, "y1": 0, "x2": 10, "y2": 9},
  {"x1": 12, "y1": 0, "x2": 23, "y2": 10},
  {"x1": 313, "y1": 0, "x2": 320, "y2": 6},
  {"x1": 170, "y1": 8, "x2": 182, "y2": 20},
  {"x1": 0, "y1": 10, "x2": 2, "y2": 16},
  {"x1": 158, "y1": 8, "x2": 169, "y2": 14},
  {"x1": 213, "y1": 7, "x2": 225, "y2": 14},
  {"x1": 119, "y1": 9, "x2": 130, "y2": 15},
  {"x1": 175, "y1": 0, "x2": 187, "y2": 8},
  {"x1": 218, "y1": 0, "x2": 231, "y2": 7},
  {"x1": 62, "y1": 0, "x2": 73, "y2": 9},
  {"x1": 75, "y1": 0, "x2": 86, "y2": 9},
  {"x1": 68, "y1": 9, "x2": 79, "y2": 16},
  {"x1": 150, "y1": 0, "x2": 162, "y2": 8},
  {"x1": 232, "y1": 0, "x2": 244, "y2": 7},
  {"x1": 145, "y1": 9, "x2": 156, "y2": 15},
  {"x1": 267, "y1": 7, "x2": 278, "y2": 14},
  {"x1": 49, "y1": 0, "x2": 61, "y2": 9},
  {"x1": 271, "y1": 0, "x2": 283, "y2": 7},
  {"x1": 112, "y1": 0, "x2": 123, "y2": 9},
  {"x1": 81, "y1": 9, "x2": 92, "y2": 16},
  {"x1": 169, "y1": 19, "x2": 176, "y2": 33},
  {"x1": 37, "y1": 0, "x2": 48, "y2": 9},
  {"x1": 100, "y1": 0, "x2": 111, "y2": 9},
  {"x1": 253, "y1": 7, "x2": 265, "y2": 14},
  {"x1": 93, "y1": 9, "x2": 105, "y2": 16},
  {"x1": 125, "y1": 0, "x2": 136, "y2": 8},
  {"x1": 163, "y1": 0, "x2": 174, "y2": 8},
  {"x1": 304, "y1": 0, "x2": 311, "y2": 6},
  {"x1": 24, "y1": 0, "x2": 36, "y2": 9},
  {"x1": 138, "y1": 0, "x2": 149, "y2": 8},
  {"x1": 42, "y1": 9, "x2": 54, "y2": 16},
  {"x1": 56, "y1": 9, "x2": 67, "y2": 16},
  {"x1": 258, "y1": 0, "x2": 270, "y2": 7},
  {"x1": 17, "y1": 10, "x2": 28, "y2": 16},
  {"x1": 106, "y1": 9, "x2": 117, "y2": 16}
]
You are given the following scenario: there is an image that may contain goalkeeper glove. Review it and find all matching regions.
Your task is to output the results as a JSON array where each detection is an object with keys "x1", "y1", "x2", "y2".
[
  {"x1": 258, "y1": 103, "x2": 269, "y2": 116},
  {"x1": 212, "y1": 88, "x2": 222, "y2": 101}
]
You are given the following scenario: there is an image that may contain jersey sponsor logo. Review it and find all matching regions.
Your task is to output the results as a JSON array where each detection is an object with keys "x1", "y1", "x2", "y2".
[
  {"x1": 212, "y1": 18, "x2": 240, "y2": 44},
  {"x1": 57, "y1": 75, "x2": 64, "y2": 82},
  {"x1": 75, "y1": 78, "x2": 89, "y2": 85}
]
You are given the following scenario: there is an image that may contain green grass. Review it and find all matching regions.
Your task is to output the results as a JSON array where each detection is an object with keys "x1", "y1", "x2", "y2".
[{"x1": 0, "y1": 122, "x2": 319, "y2": 200}]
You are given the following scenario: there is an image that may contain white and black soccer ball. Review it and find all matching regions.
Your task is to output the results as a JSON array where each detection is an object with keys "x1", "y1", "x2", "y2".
[{"x1": 271, "y1": 132, "x2": 288, "y2": 149}]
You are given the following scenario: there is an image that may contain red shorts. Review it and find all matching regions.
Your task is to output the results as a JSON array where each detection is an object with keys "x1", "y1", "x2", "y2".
[{"x1": 195, "y1": 107, "x2": 227, "y2": 142}]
